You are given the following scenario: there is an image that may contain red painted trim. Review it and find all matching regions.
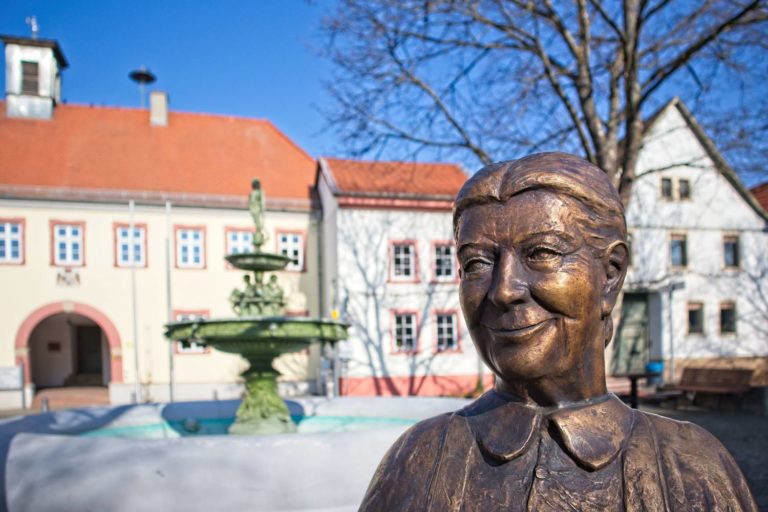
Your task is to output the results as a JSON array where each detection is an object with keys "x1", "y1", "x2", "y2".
[
  {"x1": 388, "y1": 239, "x2": 420, "y2": 283},
  {"x1": 49, "y1": 219, "x2": 86, "y2": 267},
  {"x1": 173, "y1": 224, "x2": 207, "y2": 270},
  {"x1": 0, "y1": 217, "x2": 26, "y2": 265},
  {"x1": 337, "y1": 196, "x2": 453, "y2": 211},
  {"x1": 432, "y1": 309, "x2": 462, "y2": 354},
  {"x1": 172, "y1": 309, "x2": 212, "y2": 354},
  {"x1": 274, "y1": 228, "x2": 307, "y2": 273},
  {"x1": 112, "y1": 222, "x2": 149, "y2": 268},
  {"x1": 285, "y1": 310, "x2": 310, "y2": 317},
  {"x1": 390, "y1": 309, "x2": 420, "y2": 355},
  {"x1": 14, "y1": 302, "x2": 123, "y2": 384},
  {"x1": 223, "y1": 226, "x2": 255, "y2": 270},
  {"x1": 339, "y1": 374, "x2": 494, "y2": 397},
  {"x1": 429, "y1": 240, "x2": 459, "y2": 283}
]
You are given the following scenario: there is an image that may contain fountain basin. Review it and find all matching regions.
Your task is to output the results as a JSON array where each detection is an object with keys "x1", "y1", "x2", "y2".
[
  {"x1": 224, "y1": 252, "x2": 291, "y2": 271},
  {"x1": 165, "y1": 317, "x2": 348, "y2": 355}
]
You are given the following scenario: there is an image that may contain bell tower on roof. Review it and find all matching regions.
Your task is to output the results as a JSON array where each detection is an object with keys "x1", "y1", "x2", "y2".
[{"x1": 2, "y1": 32, "x2": 68, "y2": 120}]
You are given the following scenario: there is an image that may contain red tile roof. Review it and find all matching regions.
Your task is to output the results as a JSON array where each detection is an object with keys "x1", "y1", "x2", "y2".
[
  {"x1": 0, "y1": 102, "x2": 316, "y2": 203},
  {"x1": 751, "y1": 182, "x2": 768, "y2": 212},
  {"x1": 322, "y1": 158, "x2": 466, "y2": 197}
]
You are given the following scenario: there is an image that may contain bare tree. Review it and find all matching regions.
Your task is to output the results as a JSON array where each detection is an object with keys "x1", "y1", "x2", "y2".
[{"x1": 321, "y1": 0, "x2": 767, "y2": 200}]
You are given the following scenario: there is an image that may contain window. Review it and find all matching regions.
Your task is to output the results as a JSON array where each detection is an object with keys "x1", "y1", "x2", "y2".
[
  {"x1": 393, "y1": 312, "x2": 417, "y2": 352},
  {"x1": 723, "y1": 235, "x2": 739, "y2": 268},
  {"x1": 392, "y1": 242, "x2": 417, "y2": 280},
  {"x1": 277, "y1": 231, "x2": 304, "y2": 271},
  {"x1": 21, "y1": 61, "x2": 39, "y2": 95},
  {"x1": 661, "y1": 178, "x2": 673, "y2": 199},
  {"x1": 433, "y1": 243, "x2": 456, "y2": 281},
  {"x1": 174, "y1": 311, "x2": 209, "y2": 354},
  {"x1": 720, "y1": 302, "x2": 736, "y2": 334},
  {"x1": 687, "y1": 302, "x2": 704, "y2": 334},
  {"x1": 115, "y1": 224, "x2": 146, "y2": 267},
  {"x1": 670, "y1": 234, "x2": 687, "y2": 268},
  {"x1": 435, "y1": 312, "x2": 458, "y2": 352},
  {"x1": 678, "y1": 179, "x2": 691, "y2": 200},
  {"x1": 227, "y1": 229, "x2": 253, "y2": 255},
  {"x1": 52, "y1": 223, "x2": 84, "y2": 266},
  {"x1": 176, "y1": 227, "x2": 205, "y2": 269},
  {"x1": 0, "y1": 220, "x2": 23, "y2": 264}
]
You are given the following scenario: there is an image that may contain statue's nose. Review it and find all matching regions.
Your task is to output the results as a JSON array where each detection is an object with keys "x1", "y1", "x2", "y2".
[{"x1": 488, "y1": 251, "x2": 529, "y2": 308}]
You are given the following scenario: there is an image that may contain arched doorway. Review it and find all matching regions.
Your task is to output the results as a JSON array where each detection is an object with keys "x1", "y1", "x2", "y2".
[
  {"x1": 28, "y1": 312, "x2": 109, "y2": 388},
  {"x1": 15, "y1": 302, "x2": 123, "y2": 389}
]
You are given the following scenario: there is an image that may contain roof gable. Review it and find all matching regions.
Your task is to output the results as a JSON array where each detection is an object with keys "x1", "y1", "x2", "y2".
[{"x1": 640, "y1": 98, "x2": 767, "y2": 222}]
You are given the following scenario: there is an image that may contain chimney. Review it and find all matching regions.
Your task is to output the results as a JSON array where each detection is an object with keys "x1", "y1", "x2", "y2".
[{"x1": 149, "y1": 90, "x2": 168, "y2": 126}]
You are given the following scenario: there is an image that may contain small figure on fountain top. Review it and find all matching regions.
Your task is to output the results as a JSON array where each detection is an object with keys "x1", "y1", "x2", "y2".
[{"x1": 249, "y1": 179, "x2": 268, "y2": 250}]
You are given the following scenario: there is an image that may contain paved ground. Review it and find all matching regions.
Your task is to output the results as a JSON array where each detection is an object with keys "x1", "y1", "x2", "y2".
[
  {"x1": 642, "y1": 405, "x2": 768, "y2": 510},
  {"x1": 1, "y1": 391, "x2": 765, "y2": 508}
]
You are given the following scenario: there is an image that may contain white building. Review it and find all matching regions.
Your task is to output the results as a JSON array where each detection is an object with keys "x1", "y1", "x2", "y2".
[
  {"x1": 317, "y1": 158, "x2": 493, "y2": 396},
  {"x1": 614, "y1": 98, "x2": 768, "y2": 385},
  {"x1": 0, "y1": 35, "x2": 323, "y2": 407}
]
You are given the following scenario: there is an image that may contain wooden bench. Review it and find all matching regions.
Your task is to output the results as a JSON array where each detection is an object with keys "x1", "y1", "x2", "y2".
[{"x1": 667, "y1": 367, "x2": 754, "y2": 409}]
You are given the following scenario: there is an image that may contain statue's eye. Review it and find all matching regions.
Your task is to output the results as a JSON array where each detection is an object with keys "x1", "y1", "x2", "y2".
[
  {"x1": 463, "y1": 258, "x2": 491, "y2": 274},
  {"x1": 528, "y1": 247, "x2": 561, "y2": 262}
]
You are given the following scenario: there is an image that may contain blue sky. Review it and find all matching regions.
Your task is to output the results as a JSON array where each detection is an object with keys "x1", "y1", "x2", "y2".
[{"x1": 0, "y1": 1, "x2": 339, "y2": 157}]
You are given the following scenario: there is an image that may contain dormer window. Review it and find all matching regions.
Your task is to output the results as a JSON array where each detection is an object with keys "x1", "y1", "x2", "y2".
[{"x1": 21, "y1": 61, "x2": 39, "y2": 95}]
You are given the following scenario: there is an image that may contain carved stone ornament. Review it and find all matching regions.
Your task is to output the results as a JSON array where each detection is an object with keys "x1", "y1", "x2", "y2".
[{"x1": 360, "y1": 153, "x2": 757, "y2": 511}]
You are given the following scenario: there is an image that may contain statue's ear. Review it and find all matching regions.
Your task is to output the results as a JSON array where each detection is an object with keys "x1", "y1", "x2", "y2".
[{"x1": 601, "y1": 241, "x2": 629, "y2": 317}]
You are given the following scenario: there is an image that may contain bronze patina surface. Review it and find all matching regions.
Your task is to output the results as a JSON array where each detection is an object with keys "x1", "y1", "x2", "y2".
[{"x1": 360, "y1": 153, "x2": 757, "y2": 511}]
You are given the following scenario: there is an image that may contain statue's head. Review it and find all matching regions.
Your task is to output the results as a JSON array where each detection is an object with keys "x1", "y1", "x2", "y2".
[
  {"x1": 251, "y1": 178, "x2": 261, "y2": 190},
  {"x1": 453, "y1": 152, "x2": 628, "y2": 390}
]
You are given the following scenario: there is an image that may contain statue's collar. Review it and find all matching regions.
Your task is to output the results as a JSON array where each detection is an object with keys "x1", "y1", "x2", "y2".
[{"x1": 458, "y1": 391, "x2": 634, "y2": 470}]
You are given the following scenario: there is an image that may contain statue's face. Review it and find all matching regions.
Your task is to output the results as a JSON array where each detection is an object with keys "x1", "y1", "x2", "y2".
[{"x1": 456, "y1": 189, "x2": 606, "y2": 384}]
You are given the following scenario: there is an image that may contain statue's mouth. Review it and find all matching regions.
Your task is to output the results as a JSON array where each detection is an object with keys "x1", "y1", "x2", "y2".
[{"x1": 485, "y1": 318, "x2": 554, "y2": 341}]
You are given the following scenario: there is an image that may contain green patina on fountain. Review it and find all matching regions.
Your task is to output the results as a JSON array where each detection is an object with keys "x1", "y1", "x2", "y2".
[{"x1": 165, "y1": 179, "x2": 348, "y2": 435}]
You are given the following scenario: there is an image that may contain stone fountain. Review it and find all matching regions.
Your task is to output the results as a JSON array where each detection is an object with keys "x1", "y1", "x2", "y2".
[{"x1": 164, "y1": 179, "x2": 348, "y2": 435}]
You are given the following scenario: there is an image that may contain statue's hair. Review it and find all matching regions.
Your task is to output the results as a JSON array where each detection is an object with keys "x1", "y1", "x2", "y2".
[{"x1": 453, "y1": 152, "x2": 627, "y2": 251}]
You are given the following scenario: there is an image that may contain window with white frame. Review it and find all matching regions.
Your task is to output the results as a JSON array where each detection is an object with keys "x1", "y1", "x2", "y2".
[
  {"x1": 392, "y1": 242, "x2": 416, "y2": 280},
  {"x1": 227, "y1": 230, "x2": 253, "y2": 255},
  {"x1": 0, "y1": 221, "x2": 23, "y2": 264},
  {"x1": 278, "y1": 232, "x2": 303, "y2": 271},
  {"x1": 433, "y1": 244, "x2": 455, "y2": 280},
  {"x1": 435, "y1": 313, "x2": 458, "y2": 352},
  {"x1": 53, "y1": 223, "x2": 84, "y2": 266},
  {"x1": 116, "y1": 225, "x2": 146, "y2": 267},
  {"x1": 670, "y1": 234, "x2": 687, "y2": 268},
  {"x1": 176, "y1": 228, "x2": 205, "y2": 268},
  {"x1": 723, "y1": 235, "x2": 740, "y2": 268},
  {"x1": 394, "y1": 313, "x2": 417, "y2": 352},
  {"x1": 174, "y1": 311, "x2": 208, "y2": 354}
]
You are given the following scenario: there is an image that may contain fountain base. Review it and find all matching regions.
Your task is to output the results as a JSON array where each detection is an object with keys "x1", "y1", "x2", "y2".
[{"x1": 229, "y1": 368, "x2": 296, "y2": 435}]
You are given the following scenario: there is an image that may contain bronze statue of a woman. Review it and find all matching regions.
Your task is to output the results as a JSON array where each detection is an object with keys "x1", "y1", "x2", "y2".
[{"x1": 360, "y1": 153, "x2": 757, "y2": 511}]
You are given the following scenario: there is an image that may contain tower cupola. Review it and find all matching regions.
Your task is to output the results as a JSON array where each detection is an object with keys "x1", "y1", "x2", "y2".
[{"x1": 2, "y1": 34, "x2": 68, "y2": 120}]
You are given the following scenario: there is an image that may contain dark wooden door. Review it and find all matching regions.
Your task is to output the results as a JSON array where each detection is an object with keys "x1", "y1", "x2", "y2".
[
  {"x1": 611, "y1": 293, "x2": 649, "y2": 375},
  {"x1": 76, "y1": 325, "x2": 103, "y2": 375}
]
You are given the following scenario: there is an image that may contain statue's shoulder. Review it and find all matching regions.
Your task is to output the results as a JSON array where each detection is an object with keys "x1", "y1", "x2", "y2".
[
  {"x1": 638, "y1": 411, "x2": 758, "y2": 511},
  {"x1": 359, "y1": 412, "x2": 455, "y2": 511}
]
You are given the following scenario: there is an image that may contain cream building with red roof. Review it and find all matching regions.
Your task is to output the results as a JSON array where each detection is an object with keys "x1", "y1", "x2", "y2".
[
  {"x1": 316, "y1": 158, "x2": 494, "y2": 396},
  {"x1": 1, "y1": 35, "x2": 324, "y2": 407}
]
